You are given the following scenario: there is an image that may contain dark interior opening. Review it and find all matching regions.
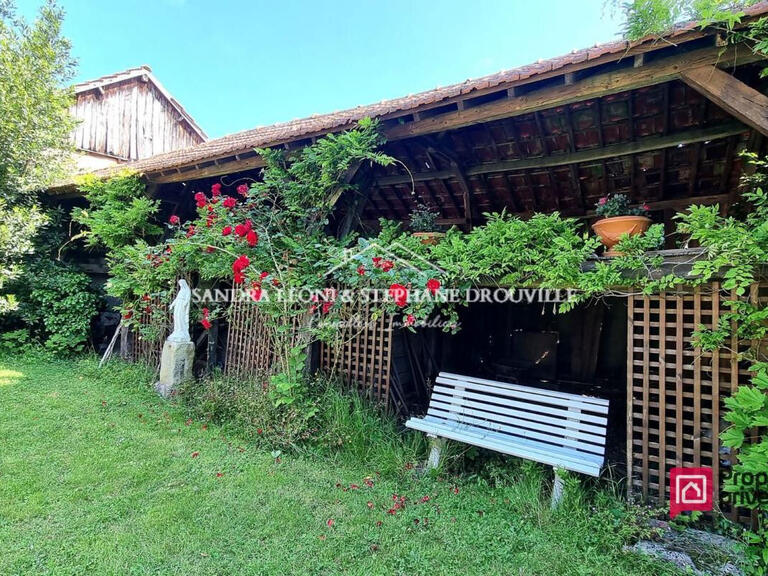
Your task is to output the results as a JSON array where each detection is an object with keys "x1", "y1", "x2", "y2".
[{"x1": 391, "y1": 297, "x2": 628, "y2": 466}]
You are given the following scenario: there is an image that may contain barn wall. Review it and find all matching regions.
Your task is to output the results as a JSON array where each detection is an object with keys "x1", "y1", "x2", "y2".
[{"x1": 70, "y1": 78, "x2": 203, "y2": 161}]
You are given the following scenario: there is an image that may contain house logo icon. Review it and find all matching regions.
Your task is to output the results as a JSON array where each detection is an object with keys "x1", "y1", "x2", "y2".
[{"x1": 670, "y1": 467, "x2": 713, "y2": 518}]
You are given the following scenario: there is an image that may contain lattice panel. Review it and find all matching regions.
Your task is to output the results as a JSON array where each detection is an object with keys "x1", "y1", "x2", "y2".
[
  {"x1": 224, "y1": 299, "x2": 274, "y2": 376},
  {"x1": 319, "y1": 302, "x2": 394, "y2": 404},
  {"x1": 628, "y1": 283, "x2": 767, "y2": 523},
  {"x1": 130, "y1": 296, "x2": 168, "y2": 368},
  {"x1": 224, "y1": 300, "x2": 307, "y2": 377}
]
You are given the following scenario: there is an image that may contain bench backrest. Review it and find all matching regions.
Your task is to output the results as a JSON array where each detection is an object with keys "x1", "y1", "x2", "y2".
[{"x1": 429, "y1": 372, "x2": 609, "y2": 460}]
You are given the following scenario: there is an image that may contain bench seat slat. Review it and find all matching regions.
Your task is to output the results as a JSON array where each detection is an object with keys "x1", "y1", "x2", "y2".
[
  {"x1": 427, "y1": 408, "x2": 605, "y2": 455},
  {"x1": 435, "y1": 378, "x2": 608, "y2": 415},
  {"x1": 418, "y1": 415, "x2": 605, "y2": 466},
  {"x1": 406, "y1": 417, "x2": 602, "y2": 476},
  {"x1": 440, "y1": 372, "x2": 609, "y2": 407},
  {"x1": 432, "y1": 385, "x2": 608, "y2": 426},
  {"x1": 429, "y1": 393, "x2": 607, "y2": 436},
  {"x1": 427, "y1": 401, "x2": 607, "y2": 447}
]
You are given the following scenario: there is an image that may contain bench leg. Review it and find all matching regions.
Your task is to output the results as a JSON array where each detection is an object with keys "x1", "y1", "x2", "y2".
[
  {"x1": 550, "y1": 468, "x2": 563, "y2": 510},
  {"x1": 550, "y1": 468, "x2": 564, "y2": 509},
  {"x1": 426, "y1": 435, "x2": 445, "y2": 470}
]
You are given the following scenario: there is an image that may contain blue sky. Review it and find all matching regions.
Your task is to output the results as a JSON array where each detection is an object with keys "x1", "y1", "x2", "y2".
[{"x1": 20, "y1": 0, "x2": 625, "y2": 139}]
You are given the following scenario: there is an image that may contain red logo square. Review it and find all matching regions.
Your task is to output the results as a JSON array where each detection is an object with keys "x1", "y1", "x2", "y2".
[{"x1": 670, "y1": 467, "x2": 713, "y2": 518}]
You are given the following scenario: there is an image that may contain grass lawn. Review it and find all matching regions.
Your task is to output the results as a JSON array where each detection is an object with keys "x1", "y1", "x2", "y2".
[{"x1": 0, "y1": 353, "x2": 678, "y2": 575}]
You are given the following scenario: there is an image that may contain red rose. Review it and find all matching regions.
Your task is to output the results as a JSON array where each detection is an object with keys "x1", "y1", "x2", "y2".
[
  {"x1": 234, "y1": 224, "x2": 247, "y2": 237},
  {"x1": 223, "y1": 196, "x2": 237, "y2": 208},
  {"x1": 388, "y1": 283, "x2": 408, "y2": 307},
  {"x1": 405, "y1": 314, "x2": 415, "y2": 326},
  {"x1": 426, "y1": 278, "x2": 440, "y2": 295},
  {"x1": 122, "y1": 311, "x2": 133, "y2": 320},
  {"x1": 211, "y1": 183, "x2": 222, "y2": 196},
  {"x1": 271, "y1": 278, "x2": 279, "y2": 287},
  {"x1": 642, "y1": 203, "x2": 650, "y2": 211},
  {"x1": 234, "y1": 271, "x2": 245, "y2": 284},
  {"x1": 201, "y1": 318, "x2": 212, "y2": 330},
  {"x1": 598, "y1": 197, "x2": 607, "y2": 205},
  {"x1": 202, "y1": 307, "x2": 210, "y2": 317},
  {"x1": 372, "y1": 257, "x2": 382, "y2": 268},
  {"x1": 357, "y1": 266, "x2": 366, "y2": 276},
  {"x1": 169, "y1": 215, "x2": 180, "y2": 225},
  {"x1": 205, "y1": 245, "x2": 215, "y2": 253},
  {"x1": 222, "y1": 226, "x2": 232, "y2": 236},
  {"x1": 236, "y1": 184, "x2": 249, "y2": 196},
  {"x1": 249, "y1": 288, "x2": 263, "y2": 302},
  {"x1": 322, "y1": 301, "x2": 334, "y2": 314},
  {"x1": 246, "y1": 230, "x2": 259, "y2": 247},
  {"x1": 381, "y1": 260, "x2": 394, "y2": 272},
  {"x1": 260, "y1": 271, "x2": 268, "y2": 280},
  {"x1": 186, "y1": 226, "x2": 196, "y2": 238},
  {"x1": 233, "y1": 254, "x2": 250, "y2": 271}
]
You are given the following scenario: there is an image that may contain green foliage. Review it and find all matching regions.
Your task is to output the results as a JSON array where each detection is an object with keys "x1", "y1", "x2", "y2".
[
  {"x1": 73, "y1": 172, "x2": 162, "y2": 252},
  {"x1": 721, "y1": 364, "x2": 768, "y2": 574},
  {"x1": 0, "y1": 0, "x2": 76, "y2": 203},
  {"x1": 409, "y1": 202, "x2": 440, "y2": 232},
  {"x1": 0, "y1": 199, "x2": 47, "y2": 301},
  {"x1": 431, "y1": 211, "x2": 601, "y2": 289},
  {"x1": 14, "y1": 258, "x2": 99, "y2": 354},
  {"x1": 2, "y1": 206, "x2": 101, "y2": 355},
  {"x1": 0, "y1": 327, "x2": 29, "y2": 352}
]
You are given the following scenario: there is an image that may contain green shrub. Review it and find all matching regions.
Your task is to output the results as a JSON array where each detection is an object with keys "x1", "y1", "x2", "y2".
[
  {"x1": 0, "y1": 328, "x2": 30, "y2": 353},
  {"x1": 15, "y1": 259, "x2": 100, "y2": 355}
]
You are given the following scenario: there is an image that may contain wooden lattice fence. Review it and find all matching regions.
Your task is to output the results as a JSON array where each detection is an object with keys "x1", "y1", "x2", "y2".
[
  {"x1": 627, "y1": 282, "x2": 767, "y2": 523},
  {"x1": 319, "y1": 302, "x2": 394, "y2": 404},
  {"x1": 129, "y1": 296, "x2": 168, "y2": 367},
  {"x1": 224, "y1": 299, "x2": 307, "y2": 377}
]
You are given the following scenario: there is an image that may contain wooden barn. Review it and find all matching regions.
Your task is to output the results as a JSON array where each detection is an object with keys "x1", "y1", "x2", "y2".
[
  {"x1": 49, "y1": 3, "x2": 768, "y2": 518},
  {"x1": 69, "y1": 65, "x2": 206, "y2": 172}
]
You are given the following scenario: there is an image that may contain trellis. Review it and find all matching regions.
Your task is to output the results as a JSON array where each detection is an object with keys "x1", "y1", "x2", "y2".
[
  {"x1": 129, "y1": 296, "x2": 168, "y2": 367},
  {"x1": 224, "y1": 299, "x2": 274, "y2": 376},
  {"x1": 319, "y1": 302, "x2": 394, "y2": 404},
  {"x1": 627, "y1": 282, "x2": 767, "y2": 523},
  {"x1": 224, "y1": 299, "x2": 307, "y2": 377}
]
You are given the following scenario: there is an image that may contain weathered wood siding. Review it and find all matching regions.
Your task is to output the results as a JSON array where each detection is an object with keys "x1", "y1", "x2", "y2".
[{"x1": 70, "y1": 78, "x2": 203, "y2": 160}]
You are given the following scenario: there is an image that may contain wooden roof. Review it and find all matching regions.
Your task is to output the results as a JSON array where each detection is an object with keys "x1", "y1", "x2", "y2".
[
  {"x1": 360, "y1": 79, "x2": 751, "y2": 225},
  {"x1": 51, "y1": 1, "x2": 768, "y2": 189}
]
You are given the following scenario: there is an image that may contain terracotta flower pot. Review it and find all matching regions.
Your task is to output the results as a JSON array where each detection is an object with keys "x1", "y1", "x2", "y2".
[
  {"x1": 412, "y1": 232, "x2": 445, "y2": 246},
  {"x1": 591, "y1": 215, "x2": 651, "y2": 256}
]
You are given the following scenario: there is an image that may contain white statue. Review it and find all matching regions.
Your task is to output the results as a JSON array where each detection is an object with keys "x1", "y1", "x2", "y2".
[{"x1": 167, "y1": 279, "x2": 191, "y2": 343}]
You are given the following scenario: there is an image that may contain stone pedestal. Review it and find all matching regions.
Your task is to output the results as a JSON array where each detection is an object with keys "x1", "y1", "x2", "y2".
[{"x1": 154, "y1": 339, "x2": 194, "y2": 398}]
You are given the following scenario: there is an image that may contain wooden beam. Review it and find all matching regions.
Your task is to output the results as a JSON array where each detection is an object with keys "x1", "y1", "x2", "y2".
[
  {"x1": 374, "y1": 122, "x2": 745, "y2": 186},
  {"x1": 681, "y1": 65, "x2": 768, "y2": 137},
  {"x1": 385, "y1": 46, "x2": 762, "y2": 141}
]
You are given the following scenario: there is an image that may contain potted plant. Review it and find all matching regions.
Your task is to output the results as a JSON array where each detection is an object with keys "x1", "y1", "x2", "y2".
[
  {"x1": 591, "y1": 194, "x2": 651, "y2": 256},
  {"x1": 409, "y1": 203, "x2": 444, "y2": 245}
]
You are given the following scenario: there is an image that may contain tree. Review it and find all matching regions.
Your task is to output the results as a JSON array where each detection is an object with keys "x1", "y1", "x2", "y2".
[
  {"x1": 0, "y1": 0, "x2": 76, "y2": 201},
  {"x1": 0, "y1": 0, "x2": 75, "y2": 297}
]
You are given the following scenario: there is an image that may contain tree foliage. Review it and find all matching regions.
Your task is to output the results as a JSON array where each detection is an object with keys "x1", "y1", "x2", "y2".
[{"x1": 0, "y1": 0, "x2": 75, "y2": 202}]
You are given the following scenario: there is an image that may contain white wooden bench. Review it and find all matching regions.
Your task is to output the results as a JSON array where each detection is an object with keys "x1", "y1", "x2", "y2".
[{"x1": 405, "y1": 372, "x2": 610, "y2": 505}]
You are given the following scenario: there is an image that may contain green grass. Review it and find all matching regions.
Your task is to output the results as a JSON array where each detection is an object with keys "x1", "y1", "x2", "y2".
[{"x1": 0, "y1": 353, "x2": 678, "y2": 575}]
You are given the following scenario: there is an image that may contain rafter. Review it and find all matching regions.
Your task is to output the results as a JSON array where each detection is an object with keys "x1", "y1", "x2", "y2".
[{"x1": 374, "y1": 122, "x2": 745, "y2": 186}]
